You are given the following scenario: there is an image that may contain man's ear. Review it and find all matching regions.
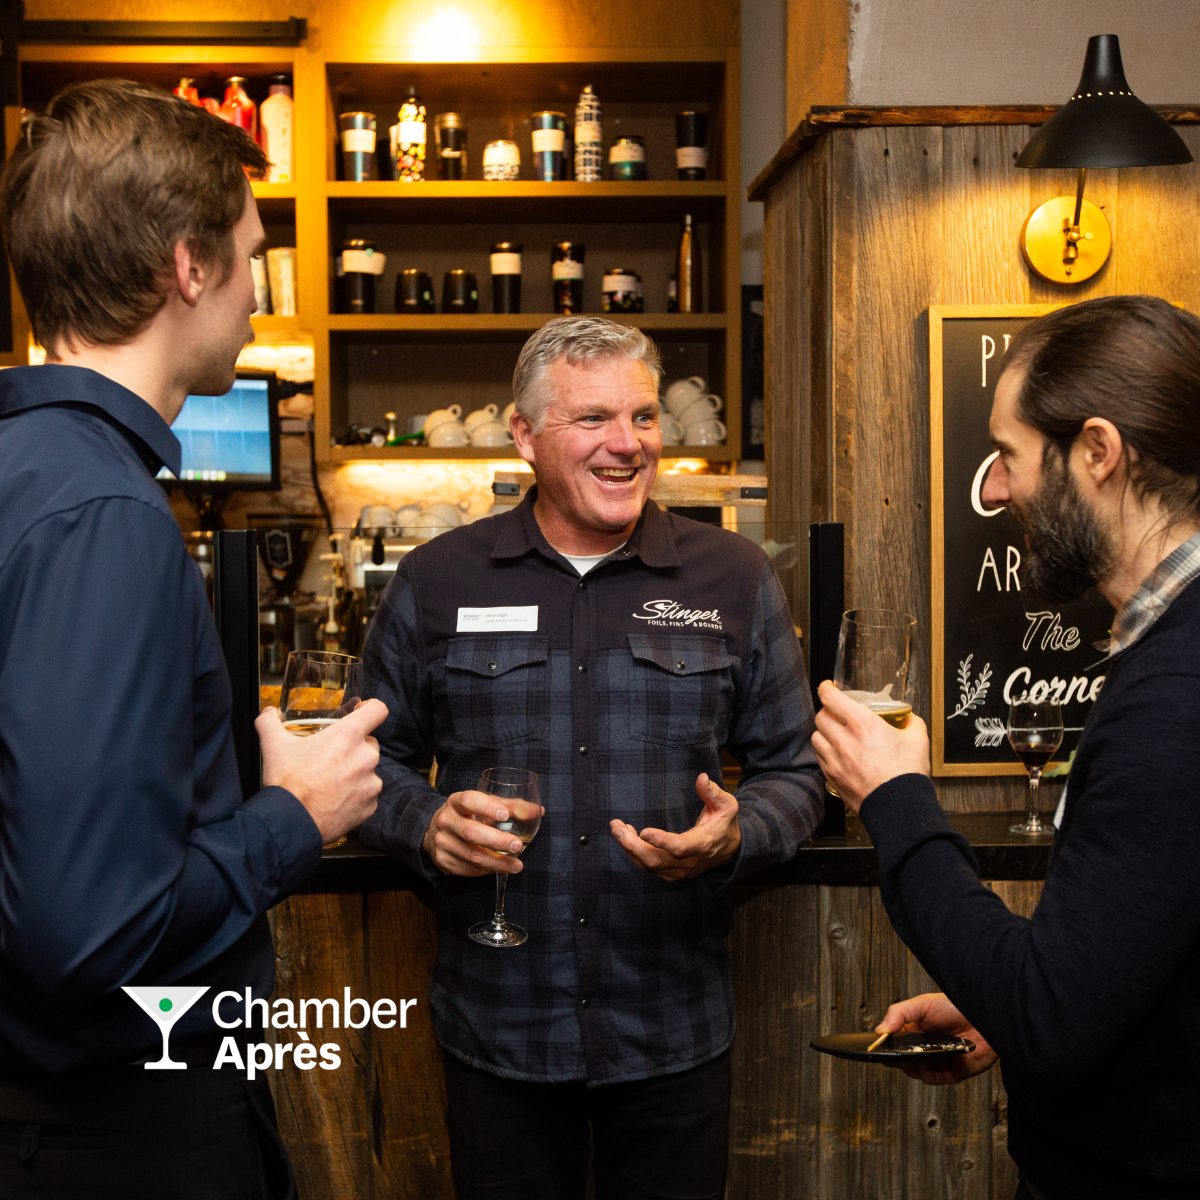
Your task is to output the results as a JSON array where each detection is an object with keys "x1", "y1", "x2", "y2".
[
  {"x1": 172, "y1": 239, "x2": 206, "y2": 308},
  {"x1": 511, "y1": 410, "x2": 536, "y2": 467},
  {"x1": 1077, "y1": 417, "x2": 1124, "y2": 489}
]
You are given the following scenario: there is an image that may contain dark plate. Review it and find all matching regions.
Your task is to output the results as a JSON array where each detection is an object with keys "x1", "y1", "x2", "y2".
[{"x1": 810, "y1": 1032, "x2": 975, "y2": 1063}]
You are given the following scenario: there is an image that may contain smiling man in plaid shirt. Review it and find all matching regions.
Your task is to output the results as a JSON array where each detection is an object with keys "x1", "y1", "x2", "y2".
[{"x1": 360, "y1": 316, "x2": 823, "y2": 1200}]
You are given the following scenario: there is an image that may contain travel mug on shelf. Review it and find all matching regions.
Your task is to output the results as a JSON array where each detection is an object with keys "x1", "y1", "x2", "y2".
[
  {"x1": 339, "y1": 112, "x2": 377, "y2": 182},
  {"x1": 395, "y1": 268, "x2": 435, "y2": 314},
  {"x1": 490, "y1": 243, "x2": 523, "y2": 314},
  {"x1": 675, "y1": 111, "x2": 709, "y2": 181},
  {"x1": 442, "y1": 270, "x2": 479, "y2": 314},
  {"x1": 552, "y1": 242, "x2": 585, "y2": 314}
]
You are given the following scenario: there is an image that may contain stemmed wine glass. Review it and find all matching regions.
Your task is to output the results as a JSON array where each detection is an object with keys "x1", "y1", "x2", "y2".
[
  {"x1": 827, "y1": 609, "x2": 918, "y2": 796},
  {"x1": 1006, "y1": 697, "x2": 1063, "y2": 836},
  {"x1": 468, "y1": 768, "x2": 542, "y2": 948},
  {"x1": 280, "y1": 650, "x2": 364, "y2": 847}
]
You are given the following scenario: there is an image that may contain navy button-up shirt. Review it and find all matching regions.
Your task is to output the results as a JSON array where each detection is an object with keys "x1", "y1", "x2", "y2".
[
  {"x1": 360, "y1": 491, "x2": 823, "y2": 1085},
  {"x1": 0, "y1": 365, "x2": 321, "y2": 1073}
]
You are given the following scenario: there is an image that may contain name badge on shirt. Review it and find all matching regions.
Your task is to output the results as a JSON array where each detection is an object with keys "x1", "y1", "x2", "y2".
[{"x1": 457, "y1": 606, "x2": 539, "y2": 632}]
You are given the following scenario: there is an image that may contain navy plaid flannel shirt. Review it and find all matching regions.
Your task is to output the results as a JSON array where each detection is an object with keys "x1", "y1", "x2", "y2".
[{"x1": 360, "y1": 491, "x2": 823, "y2": 1085}]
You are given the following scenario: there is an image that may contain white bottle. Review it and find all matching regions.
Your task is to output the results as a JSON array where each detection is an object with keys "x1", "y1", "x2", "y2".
[{"x1": 260, "y1": 74, "x2": 294, "y2": 184}]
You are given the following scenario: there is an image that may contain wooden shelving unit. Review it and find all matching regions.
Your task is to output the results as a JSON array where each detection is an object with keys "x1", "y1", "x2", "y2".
[{"x1": 15, "y1": 43, "x2": 741, "y2": 465}]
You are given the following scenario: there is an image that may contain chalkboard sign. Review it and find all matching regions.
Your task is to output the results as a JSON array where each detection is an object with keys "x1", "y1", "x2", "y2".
[{"x1": 930, "y1": 306, "x2": 1114, "y2": 776}]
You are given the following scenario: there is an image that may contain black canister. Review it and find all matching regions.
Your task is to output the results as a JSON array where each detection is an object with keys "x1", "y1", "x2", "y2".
[
  {"x1": 490, "y1": 242, "x2": 523, "y2": 314},
  {"x1": 395, "y1": 268, "x2": 435, "y2": 314},
  {"x1": 339, "y1": 112, "x2": 377, "y2": 182},
  {"x1": 337, "y1": 239, "x2": 378, "y2": 314},
  {"x1": 609, "y1": 135, "x2": 647, "y2": 181},
  {"x1": 551, "y1": 242, "x2": 585, "y2": 314},
  {"x1": 531, "y1": 110, "x2": 568, "y2": 182},
  {"x1": 434, "y1": 112, "x2": 467, "y2": 181},
  {"x1": 442, "y1": 269, "x2": 479, "y2": 314},
  {"x1": 675, "y1": 111, "x2": 709, "y2": 181}
]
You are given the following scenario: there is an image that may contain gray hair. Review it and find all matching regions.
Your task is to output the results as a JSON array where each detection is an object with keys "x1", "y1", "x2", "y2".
[{"x1": 512, "y1": 316, "x2": 663, "y2": 433}]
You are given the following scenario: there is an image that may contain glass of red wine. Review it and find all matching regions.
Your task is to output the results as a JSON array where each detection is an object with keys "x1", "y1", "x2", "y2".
[{"x1": 1006, "y1": 697, "x2": 1064, "y2": 836}]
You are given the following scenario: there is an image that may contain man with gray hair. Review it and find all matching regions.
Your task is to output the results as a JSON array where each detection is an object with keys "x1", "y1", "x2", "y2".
[{"x1": 361, "y1": 315, "x2": 823, "y2": 1199}]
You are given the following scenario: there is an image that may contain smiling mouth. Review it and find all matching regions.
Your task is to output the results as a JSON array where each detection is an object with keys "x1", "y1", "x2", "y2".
[{"x1": 592, "y1": 466, "x2": 639, "y2": 485}]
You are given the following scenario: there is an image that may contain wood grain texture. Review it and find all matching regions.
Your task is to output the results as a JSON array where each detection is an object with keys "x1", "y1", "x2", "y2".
[
  {"x1": 727, "y1": 884, "x2": 820, "y2": 1197},
  {"x1": 367, "y1": 890, "x2": 454, "y2": 1199},
  {"x1": 819, "y1": 886, "x2": 908, "y2": 1197},
  {"x1": 785, "y1": 0, "x2": 848, "y2": 133},
  {"x1": 271, "y1": 893, "x2": 373, "y2": 1198}
]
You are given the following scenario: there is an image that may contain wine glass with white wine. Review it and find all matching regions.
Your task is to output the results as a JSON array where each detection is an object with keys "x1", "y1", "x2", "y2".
[
  {"x1": 468, "y1": 767, "x2": 542, "y2": 948},
  {"x1": 1006, "y1": 697, "x2": 1063, "y2": 836},
  {"x1": 279, "y1": 650, "x2": 364, "y2": 847},
  {"x1": 827, "y1": 609, "x2": 918, "y2": 796}
]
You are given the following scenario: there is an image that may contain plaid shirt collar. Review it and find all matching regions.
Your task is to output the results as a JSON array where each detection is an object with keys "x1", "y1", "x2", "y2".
[
  {"x1": 490, "y1": 484, "x2": 682, "y2": 569},
  {"x1": 1108, "y1": 532, "x2": 1200, "y2": 656}
]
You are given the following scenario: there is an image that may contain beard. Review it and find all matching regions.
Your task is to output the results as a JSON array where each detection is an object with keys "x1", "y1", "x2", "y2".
[{"x1": 1011, "y1": 451, "x2": 1112, "y2": 605}]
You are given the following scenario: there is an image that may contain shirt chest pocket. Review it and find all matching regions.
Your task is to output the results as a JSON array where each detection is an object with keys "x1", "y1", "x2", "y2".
[
  {"x1": 627, "y1": 633, "x2": 734, "y2": 746},
  {"x1": 443, "y1": 635, "x2": 549, "y2": 748}
]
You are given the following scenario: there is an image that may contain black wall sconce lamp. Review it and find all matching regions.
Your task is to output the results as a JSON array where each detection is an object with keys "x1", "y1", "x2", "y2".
[{"x1": 1015, "y1": 34, "x2": 1192, "y2": 285}]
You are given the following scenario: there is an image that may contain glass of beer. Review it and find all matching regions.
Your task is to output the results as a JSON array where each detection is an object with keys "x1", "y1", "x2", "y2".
[
  {"x1": 279, "y1": 650, "x2": 364, "y2": 848},
  {"x1": 827, "y1": 609, "x2": 917, "y2": 796}
]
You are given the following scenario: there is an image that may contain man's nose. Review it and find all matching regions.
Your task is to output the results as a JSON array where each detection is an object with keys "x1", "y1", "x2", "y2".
[
  {"x1": 980, "y1": 455, "x2": 1009, "y2": 507},
  {"x1": 607, "y1": 418, "x2": 641, "y2": 456}
]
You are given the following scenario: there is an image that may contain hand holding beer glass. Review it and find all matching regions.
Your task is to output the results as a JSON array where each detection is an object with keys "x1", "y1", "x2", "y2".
[
  {"x1": 826, "y1": 609, "x2": 917, "y2": 796},
  {"x1": 280, "y1": 650, "x2": 365, "y2": 847}
]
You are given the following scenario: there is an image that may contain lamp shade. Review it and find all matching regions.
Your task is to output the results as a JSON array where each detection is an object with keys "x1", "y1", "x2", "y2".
[{"x1": 1015, "y1": 34, "x2": 1193, "y2": 169}]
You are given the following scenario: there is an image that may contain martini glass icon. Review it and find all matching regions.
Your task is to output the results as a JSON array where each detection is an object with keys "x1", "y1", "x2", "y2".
[{"x1": 122, "y1": 985, "x2": 210, "y2": 1069}]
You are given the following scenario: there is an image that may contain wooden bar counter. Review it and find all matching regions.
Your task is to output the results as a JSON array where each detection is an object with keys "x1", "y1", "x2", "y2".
[{"x1": 270, "y1": 817, "x2": 1050, "y2": 1199}]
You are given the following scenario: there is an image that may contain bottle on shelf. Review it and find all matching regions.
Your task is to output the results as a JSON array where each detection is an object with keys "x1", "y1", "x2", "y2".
[
  {"x1": 676, "y1": 214, "x2": 702, "y2": 313},
  {"x1": 602, "y1": 268, "x2": 643, "y2": 313},
  {"x1": 384, "y1": 412, "x2": 401, "y2": 446},
  {"x1": 339, "y1": 112, "x2": 377, "y2": 182},
  {"x1": 675, "y1": 111, "x2": 709, "y2": 181},
  {"x1": 552, "y1": 242, "x2": 585, "y2": 314},
  {"x1": 609, "y1": 136, "x2": 647, "y2": 181},
  {"x1": 574, "y1": 86, "x2": 603, "y2": 182},
  {"x1": 490, "y1": 242, "x2": 523, "y2": 314},
  {"x1": 434, "y1": 113, "x2": 467, "y2": 180},
  {"x1": 219, "y1": 77, "x2": 258, "y2": 142},
  {"x1": 531, "y1": 111, "x2": 568, "y2": 182},
  {"x1": 260, "y1": 75, "x2": 294, "y2": 184},
  {"x1": 667, "y1": 274, "x2": 679, "y2": 313},
  {"x1": 173, "y1": 78, "x2": 200, "y2": 106},
  {"x1": 391, "y1": 86, "x2": 427, "y2": 182},
  {"x1": 483, "y1": 139, "x2": 521, "y2": 181}
]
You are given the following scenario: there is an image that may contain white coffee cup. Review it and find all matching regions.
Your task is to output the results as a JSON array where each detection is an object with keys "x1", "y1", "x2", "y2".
[
  {"x1": 678, "y1": 394, "x2": 723, "y2": 425},
  {"x1": 664, "y1": 376, "x2": 707, "y2": 415},
  {"x1": 425, "y1": 500, "x2": 468, "y2": 527},
  {"x1": 426, "y1": 420, "x2": 470, "y2": 447},
  {"x1": 683, "y1": 418, "x2": 727, "y2": 445},
  {"x1": 360, "y1": 504, "x2": 395, "y2": 532},
  {"x1": 471, "y1": 420, "x2": 514, "y2": 447},
  {"x1": 658, "y1": 410, "x2": 683, "y2": 445},
  {"x1": 423, "y1": 404, "x2": 463, "y2": 435},
  {"x1": 464, "y1": 404, "x2": 500, "y2": 432},
  {"x1": 394, "y1": 503, "x2": 423, "y2": 533},
  {"x1": 410, "y1": 510, "x2": 455, "y2": 539}
]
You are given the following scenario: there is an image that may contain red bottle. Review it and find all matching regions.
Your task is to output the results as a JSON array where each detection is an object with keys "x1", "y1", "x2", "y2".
[
  {"x1": 219, "y1": 76, "x2": 257, "y2": 141},
  {"x1": 173, "y1": 77, "x2": 201, "y2": 106}
]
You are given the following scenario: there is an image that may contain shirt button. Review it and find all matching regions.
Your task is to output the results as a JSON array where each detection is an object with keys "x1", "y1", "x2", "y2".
[
  {"x1": 579, "y1": 998, "x2": 590, "y2": 1009},
  {"x1": 579, "y1": 746, "x2": 588, "y2": 756},
  {"x1": 578, "y1": 580, "x2": 587, "y2": 591},
  {"x1": 677, "y1": 660, "x2": 686, "y2": 670},
  {"x1": 578, "y1": 835, "x2": 589, "y2": 846},
  {"x1": 578, "y1": 663, "x2": 587, "y2": 673},
  {"x1": 578, "y1": 916, "x2": 589, "y2": 928},
  {"x1": 488, "y1": 661, "x2": 497, "y2": 671}
]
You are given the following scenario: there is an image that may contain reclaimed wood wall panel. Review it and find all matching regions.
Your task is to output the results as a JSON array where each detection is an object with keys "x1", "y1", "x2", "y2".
[{"x1": 728, "y1": 884, "x2": 820, "y2": 1197}]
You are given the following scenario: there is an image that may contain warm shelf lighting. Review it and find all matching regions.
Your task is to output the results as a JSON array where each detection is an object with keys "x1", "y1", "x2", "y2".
[{"x1": 1015, "y1": 34, "x2": 1192, "y2": 285}]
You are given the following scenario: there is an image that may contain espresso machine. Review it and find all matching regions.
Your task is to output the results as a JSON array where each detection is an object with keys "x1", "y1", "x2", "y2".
[{"x1": 247, "y1": 513, "x2": 328, "y2": 674}]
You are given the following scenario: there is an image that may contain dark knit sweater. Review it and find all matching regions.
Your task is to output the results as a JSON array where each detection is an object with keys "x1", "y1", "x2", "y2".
[{"x1": 860, "y1": 577, "x2": 1200, "y2": 1198}]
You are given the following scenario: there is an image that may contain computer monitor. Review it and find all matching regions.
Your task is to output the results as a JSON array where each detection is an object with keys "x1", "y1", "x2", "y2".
[{"x1": 158, "y1": 370, "x2": 281, "y2": 528}]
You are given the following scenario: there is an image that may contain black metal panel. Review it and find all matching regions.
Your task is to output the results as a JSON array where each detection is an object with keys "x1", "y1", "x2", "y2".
[
  {"x1": 213, "y1": 530, "x2": 261, "y2": 800},
  {"x1": 808, "y1": 522, "x2": 845, "y2": 839},
  {"x1": 19, "y1": 17, "x2": 307, "y2": 45}
]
